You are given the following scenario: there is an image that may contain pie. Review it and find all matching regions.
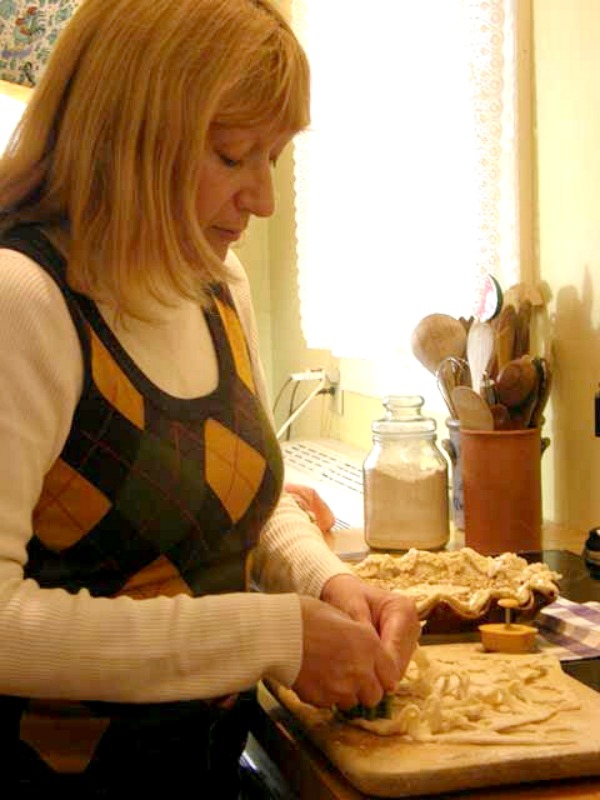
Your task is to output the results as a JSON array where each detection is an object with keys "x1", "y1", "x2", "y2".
[{"x1": 351, "y1": 547, "x2": 560, "y2": 629}]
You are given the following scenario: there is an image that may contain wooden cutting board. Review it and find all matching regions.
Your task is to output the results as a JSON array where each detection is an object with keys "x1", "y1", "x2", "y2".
[{"x1": 269, "y1": 643, "x2": 600, "y2": 798}]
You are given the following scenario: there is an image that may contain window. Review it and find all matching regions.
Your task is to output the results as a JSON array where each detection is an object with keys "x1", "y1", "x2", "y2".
[
  {"x1": 0, "y1": 87, "x2": 27, "y2": 153},
  {"x1": 290, "y1": 0, "x2": 523, "y2": 393}
]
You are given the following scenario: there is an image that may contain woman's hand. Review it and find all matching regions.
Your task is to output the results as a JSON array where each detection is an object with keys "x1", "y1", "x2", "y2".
[
  {"x1": 320, "y1": 573, "x2": 421, "y2": 684},
  {"x1": 292, "y1": 576, "x2": 419, "y2": 711},
  {"x1": 292, "y1": 595, "x2": 400, "y2": 710}
]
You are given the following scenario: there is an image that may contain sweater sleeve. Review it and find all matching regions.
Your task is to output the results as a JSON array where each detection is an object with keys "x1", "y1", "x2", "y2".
[
  {"x1": 0, "y1": 249, "x2": 307, "y2": 702},
  {"x1": 224, "y1": 251, "x2": 355, "y2": 596}
]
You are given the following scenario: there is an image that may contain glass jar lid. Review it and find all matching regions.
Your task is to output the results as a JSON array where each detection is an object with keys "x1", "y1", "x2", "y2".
[{"x1": 372, "y1": 394, "x2": 437, "y2": 437}]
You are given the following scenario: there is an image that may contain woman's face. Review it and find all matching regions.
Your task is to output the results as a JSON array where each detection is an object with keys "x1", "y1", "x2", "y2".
[{"x1": 197, "y1": 123, "x2": 294, "y2": 260}]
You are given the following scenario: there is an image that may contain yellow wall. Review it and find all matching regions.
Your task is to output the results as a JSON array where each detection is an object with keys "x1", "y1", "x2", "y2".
[
  {"x1": 239, "y1": 0, "x2": 600, "y2": 534},
  {"x1": 531, "y1": 0, "x2": 600, "y2": 530}
]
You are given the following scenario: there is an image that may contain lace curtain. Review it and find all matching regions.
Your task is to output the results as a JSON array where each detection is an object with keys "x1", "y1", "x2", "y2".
[{"x1": 289, "y1": 0, "x2": 519, "y2": 363}]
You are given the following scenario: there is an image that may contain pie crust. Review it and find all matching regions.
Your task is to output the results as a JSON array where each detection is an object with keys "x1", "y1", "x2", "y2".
[{"x1": 351, "y1": 547, "x2": 561, "y2": 631}]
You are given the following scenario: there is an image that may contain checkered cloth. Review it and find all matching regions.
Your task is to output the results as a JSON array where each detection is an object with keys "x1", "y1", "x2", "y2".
[{"x1": 535, "y1": 597, "x2": 600, "y2": 661}]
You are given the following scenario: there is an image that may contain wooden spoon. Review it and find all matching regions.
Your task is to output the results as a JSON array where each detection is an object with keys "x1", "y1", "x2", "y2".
[
  {"x1": 495, "y1": 355, "x2": 538, "y2": 409},
  {"x1": 490, "y1": 402, "x2": 511, "y2": 430},
  {"x1": 505, "y1": 367, "x2": 541, "y2": 429},
  {"x1": 411, "y1": 314, "x2": 467, "y2": 374},
  {"x1": 466, "y1": 320, "x2": 495, "y2": 395},
  {"x1": 492, "y1": 304, "x2": 518, "y2": 373},
  {"x1": 451, "y1": 386, "x2": 494, "y2": 431},
  {"x1": 513, "y1": 299, "x2": 532, "y2": 359}
]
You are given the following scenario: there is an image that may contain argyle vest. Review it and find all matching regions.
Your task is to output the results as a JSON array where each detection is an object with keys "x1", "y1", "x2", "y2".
[
  {"x1": 0, "y1": 225, "x2": 283, "y2": 600},
  {"x1": 0, "y1": 224, "x2": 284, "y2": 773}
]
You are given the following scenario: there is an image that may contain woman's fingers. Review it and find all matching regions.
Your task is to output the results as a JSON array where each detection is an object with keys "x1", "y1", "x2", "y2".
[{"x1": 294, "y1": 597, "x2": 390, "y2": 709}]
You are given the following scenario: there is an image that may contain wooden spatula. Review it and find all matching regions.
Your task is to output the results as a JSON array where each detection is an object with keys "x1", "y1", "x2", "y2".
[{"x1": 451, "y1": 386, "x2": 494, "y2": 431}]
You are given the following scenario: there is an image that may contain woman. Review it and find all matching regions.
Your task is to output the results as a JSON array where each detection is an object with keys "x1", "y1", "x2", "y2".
[{"x1": 0, "y1": 0, "x2": 420, "y2": 795}]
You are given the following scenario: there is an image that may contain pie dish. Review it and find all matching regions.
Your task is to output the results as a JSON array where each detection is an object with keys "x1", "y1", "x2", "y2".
[{"x1": 351, "y1": 547, "x2": 561, "y2": 631}]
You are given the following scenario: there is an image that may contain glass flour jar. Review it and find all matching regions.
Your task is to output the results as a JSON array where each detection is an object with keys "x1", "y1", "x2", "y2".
[{"x1": 363, "y1": 395, "x2": 449, "y2": 551}]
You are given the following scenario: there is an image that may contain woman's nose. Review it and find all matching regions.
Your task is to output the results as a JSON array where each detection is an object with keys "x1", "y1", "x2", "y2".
[{"x1": 238, "y1": 163, "x2": 276, "y2": 218}]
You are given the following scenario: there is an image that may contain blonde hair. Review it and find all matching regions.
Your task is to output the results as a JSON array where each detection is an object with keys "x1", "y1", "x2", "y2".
[{"x1": 0, "y1": 0, "x2": 310, "y2": 317}]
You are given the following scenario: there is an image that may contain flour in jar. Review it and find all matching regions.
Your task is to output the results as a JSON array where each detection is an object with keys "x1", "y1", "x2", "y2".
[{"x1": 364, "y1": 460, "x2": 449, "y2": 550}]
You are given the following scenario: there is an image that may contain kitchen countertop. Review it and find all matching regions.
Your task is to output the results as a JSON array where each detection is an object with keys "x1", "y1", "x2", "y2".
[
  {"x1": 251, "y1": 522, "x2": 600, "y2": 800},
  {"x1": 324, "y1": 520, "x2": 590, "y2": 562}
]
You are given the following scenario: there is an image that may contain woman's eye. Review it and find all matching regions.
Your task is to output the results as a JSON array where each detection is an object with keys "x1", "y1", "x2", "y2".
[{"x1": 219, "y1": 153, "x2": 241, "y2": 168}]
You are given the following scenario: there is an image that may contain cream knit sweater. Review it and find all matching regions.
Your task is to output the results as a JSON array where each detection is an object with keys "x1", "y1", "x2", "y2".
[{"x1": 0, "y1": 246, "x2": 352, "y2": 704}]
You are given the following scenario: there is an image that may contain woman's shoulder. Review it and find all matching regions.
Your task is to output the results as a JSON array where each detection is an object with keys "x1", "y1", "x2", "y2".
[
  {"x1": 0, "y1": 246, "x2": 82, "y2": 343},
  {"x1": 0, "y1": 245, "x2": 63, "y2": 300}
]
